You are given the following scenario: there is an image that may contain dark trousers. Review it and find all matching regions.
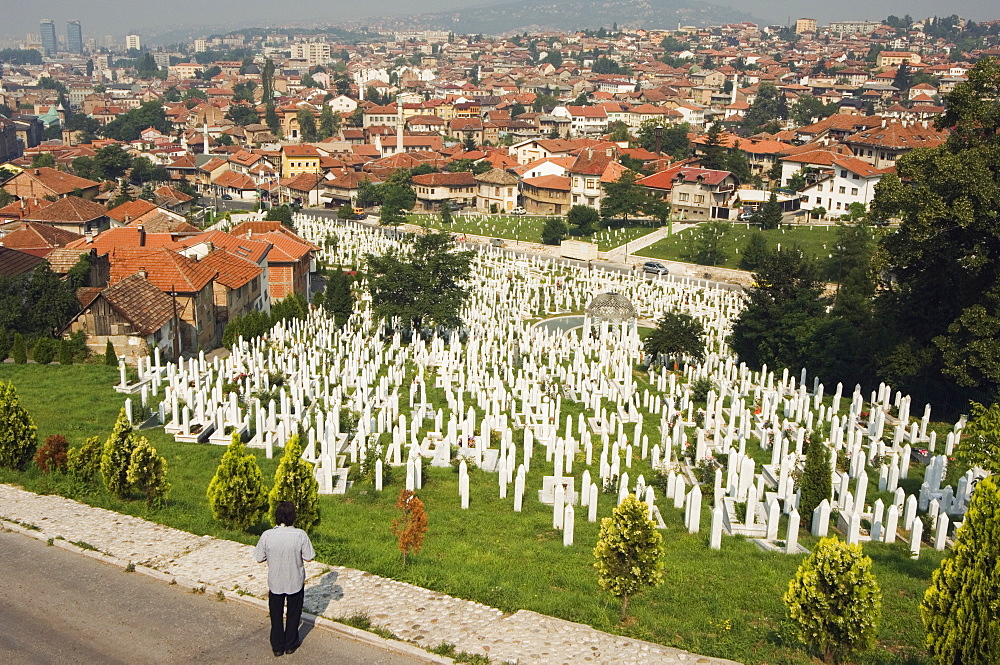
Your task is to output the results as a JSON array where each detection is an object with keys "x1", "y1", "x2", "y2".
[{"x1": 268, "y1": 588, "x2": 304, "y2": 653}]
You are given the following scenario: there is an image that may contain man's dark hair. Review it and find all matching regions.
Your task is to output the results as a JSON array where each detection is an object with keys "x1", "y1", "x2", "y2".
[{"x1": 275, "y1": 501, "x2": 296, "y2": 526}]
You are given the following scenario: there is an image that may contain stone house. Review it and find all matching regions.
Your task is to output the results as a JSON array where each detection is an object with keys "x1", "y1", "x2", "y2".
[{"x1": 474, "y1": 168, "x2": 520, "y2": 213}]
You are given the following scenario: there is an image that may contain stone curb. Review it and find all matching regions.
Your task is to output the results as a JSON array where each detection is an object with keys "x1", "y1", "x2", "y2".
[{"x1": 1, "y1": 518, "x2": 452, "y2": 665}]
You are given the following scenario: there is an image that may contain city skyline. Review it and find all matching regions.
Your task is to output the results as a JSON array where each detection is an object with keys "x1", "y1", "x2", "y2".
[{"x1": 2, "y1": 0, "x2": 996, "y2": 44}]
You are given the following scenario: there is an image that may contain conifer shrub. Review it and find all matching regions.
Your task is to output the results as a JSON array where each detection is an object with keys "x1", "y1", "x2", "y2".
[
  {"x1": 67, "y1": 436, "x2": 102, "y2": 481},
  {"x1": 594, "y1": 493, "x2": 664, "y2": 621},
  {"x1": 207, "y1": 432, "x2": 268, "y2": 530},
  {"x1": 0, "y1": 381, "x2": 38, "y2": 470},
  {"x1": 784, "y1": 536, "x2": 881, "y2": 663},
  {"x1": 35, "y1": 434, "x2": 69, "y2": 473},
  {"x1": 921, "y1": 475, "x2": 1000, "y2": 665},
  {"x1": 126, "y1": 437, "x2": 170, "y2": 507},
  {"x1": 267, "y1": 435, "x2": 320, "y2": 531},
  {"x1": 101, "y1": 408, "x2": 137, "y2": 499},
  {"x1": 391, "y1": 488, "x2": 428, "y2": 565},
  {"x1": 799, "y1": 441, "x2": 833, "y2": 528},
  {"x1": 12, "y1": 333, "x2": 27, "y2": 364}
]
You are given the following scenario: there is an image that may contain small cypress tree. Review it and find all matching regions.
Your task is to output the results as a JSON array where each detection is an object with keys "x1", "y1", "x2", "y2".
[
  {"x1": 105, "y1": 339, "x2": 117, "y2": 365},
  {"x1": 784, "y1": 536, "x2": 882, "y2": 663},
  {"x1": 921, "y1": 475, "x2": 1000, "y2": 665},
  {"x1": 126, "y1": 437, "x2": 170, "y2": 507},
  {"x1": 58, "y1": 340, "x2": 73, "y2": 365},
  {"x1": 391, "y1": 488, "x2": 428, "y2": 565},
  {"x1": 0, "y1": 327, "x2": 11, "y2": 361},
  {"x1": 267, "y1": 435, "x2": 320, "y2": 532},
  {"x1": 207, "y1": 432, "x2": 268, "y2": 530},
  {"x1": 323, "y1": 267, "x2": 354, "y2": 327},
  {"x1": 12, "y1": 333, "x2": 27, "y2": 364},
  {"x1": 0, "y1": 381, "x2": 38, "y2": 470},
  {"x1": 32, "y1": 338, "x2": 56, "y2": 364},
  {"x1": 593, "y1": 493, "x2": 665, "y2": 621},
  {"x1": 101, "y1": 408, "x2": 137, "y2": 499},
  {"x1": 799, "y1": 440, "x2": 833, "y2": 529},
  {"x1": 67, "y1": 435, "x2": 103, "y2": 480}
]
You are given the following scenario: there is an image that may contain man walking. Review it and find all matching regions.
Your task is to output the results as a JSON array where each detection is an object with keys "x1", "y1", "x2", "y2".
[{"x1": 255, "y1": 502, "x2": 315, "y2": 656}]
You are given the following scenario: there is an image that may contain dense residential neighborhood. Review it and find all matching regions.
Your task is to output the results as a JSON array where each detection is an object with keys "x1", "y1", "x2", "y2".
[{"x1": 0, "y1": 14, "x2": 997, "y2": 358}]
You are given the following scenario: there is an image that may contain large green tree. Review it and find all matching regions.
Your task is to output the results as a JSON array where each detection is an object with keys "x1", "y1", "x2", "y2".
[
  {"x1": 296, "y1": 108, "x2": 317, "y2": 142},
  {"x1": 599, "y1": 170, "x2": 645, "y2": 222},
  {"x1": 871, "y1": 57, "x2": 1000, "y2": 406},
  {"x1": 643, "y1": 311, "x2": 705, "y2": 367},
  {"x1": 100, "y1": 101, "x2": 171, "y2": 142},
  {"x1": 0, "y1": 264, "x2": 78, "y2": 337},
  {"x1": 731, "y1": 246, "x2": 826, "y2": 371},
  {"x1": 742, "y1": 82, "x2": 787, "y2": 134},
  {"x1": 365, "y1": 231, "x2": 473, "y2": 332}
]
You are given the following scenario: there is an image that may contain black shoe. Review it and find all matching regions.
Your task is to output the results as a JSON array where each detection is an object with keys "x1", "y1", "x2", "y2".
[
  {"x1": 285, "y1": 644, "x2": 299, "y2": 655},
  {"x1": 273, "y1": 649, "x2": 284, "y2": 657}
]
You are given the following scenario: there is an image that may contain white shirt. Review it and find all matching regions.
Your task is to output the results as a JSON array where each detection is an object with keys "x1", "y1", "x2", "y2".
[{"x1": 254, "y1": 525, "x2": 315, "y2": 594}]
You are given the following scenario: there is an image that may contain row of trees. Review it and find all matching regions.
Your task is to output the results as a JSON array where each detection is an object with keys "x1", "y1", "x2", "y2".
[{"x1": 733, "y1": 57, "x2": 1000, "y2": 411}]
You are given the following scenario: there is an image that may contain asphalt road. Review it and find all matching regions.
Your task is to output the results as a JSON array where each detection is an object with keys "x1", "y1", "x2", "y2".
[{"x1": 0, "y1": 530, "x2": 432, "y2": 665}]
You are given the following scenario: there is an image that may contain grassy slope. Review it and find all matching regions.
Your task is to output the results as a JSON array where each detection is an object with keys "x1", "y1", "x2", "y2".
[
  {"x1": 636, "y1": 225, "x2": 845, "y2": 270},
  {"x1": 407, "y1": 213, "x2": 658, "y2": 251},
  {"x1": 0, "y1": 364, "x2": 940, "y2": 665}
]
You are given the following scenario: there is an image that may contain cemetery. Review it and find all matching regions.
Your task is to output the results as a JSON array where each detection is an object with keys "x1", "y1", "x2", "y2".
[
  {"x1": 0, "y1": 211, "x2": 989, "y2": 665},
  {"x1": 408, "y1": 211, "x2": 660, "y2": 250}
]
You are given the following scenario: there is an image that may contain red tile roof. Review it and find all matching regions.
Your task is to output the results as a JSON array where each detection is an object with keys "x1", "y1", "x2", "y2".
[
  {"x1": 0, "y1": 222, "x2": 81, "y2": 252},
  {"x1": 109, "y1": 247, "x2": 216, "y2": 293},
  {"x1": 0, "y1": 247, "x2": 46, "y2": 276},
  {"x1": 15, "y1": 168, "x2": 100, "y2": 196},
  {"x1": 411, "y1": 172, "x2": 478, "y2": 187},
  {"x1": 107, "y1": 199, "x2": 159, "y2": 223},
  {"x1": 21, "y1": 196, "x2": 109, "y2": 224},
  {"x1": 98, "y1": 274, "x2": 175, "y2": 336},
  {"x1": 198, "y1": 248, "x2": 262, "y2": 288},
  {"x1": 171, "y1": 230, "x2": 271, "y2": 264},
  {"x1": 522, "y1": 175, "x2": 571, "y2": 191}
]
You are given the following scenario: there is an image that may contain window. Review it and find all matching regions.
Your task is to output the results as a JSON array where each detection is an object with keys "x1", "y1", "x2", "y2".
[
  {"x1": 840, "y1": 169, "x2": 848, "y2": 178},
  {"x1": 815, "y1": 197, "x2": 821, "y2": 203},
  {"x1": 836, "y1": 201, "x2": 842, "y2": 209},
  {"x1": 586, "y1": 179, "x2": 596, "y2": 189},
  {"x1": 677, "y1": 192, "x2": 690, "y2": 202},
  {"x1": 694, "y1": 195, "x2": 705, "y2": 204},
  {"x1": 851, "y1": 188, "x2": 858, "y2": 196},
  {"x1": 839, "y1": 186, "x2": 846, "y2": 194},
  {"x1": 852, "y1": 173, "x2": 860, "y2": 180},
  {"x1": 817, "y1": 184, "x2": 823, "y2": 192}
]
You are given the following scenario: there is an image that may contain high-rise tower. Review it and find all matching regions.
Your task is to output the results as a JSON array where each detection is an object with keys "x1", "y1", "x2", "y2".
[
  {"x1": 40, "y1": 20, "x2": 57, "y2": 56},
  {"x1": 67, "y1": 21, "x2": 83, "y2": 55}
]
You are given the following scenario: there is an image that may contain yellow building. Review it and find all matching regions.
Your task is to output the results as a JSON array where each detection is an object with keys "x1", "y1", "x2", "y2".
[
  {"x1": 795, "y1": 18, "x2": 817, "y2": 34},
  {"x1": 280, "y1": 144, "x2": 321, "y2": 178}
]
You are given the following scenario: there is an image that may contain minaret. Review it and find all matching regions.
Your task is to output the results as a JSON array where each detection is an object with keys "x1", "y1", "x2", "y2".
[
  {"x1": 203, "y1": 122, "x2": 209, "y2": 154},
  {"x1": 731, "y1": 74, "x2": 738, "y2": 105},
  {"x1": 395, "y1": 97, "x2": 404, "y2": 155}
]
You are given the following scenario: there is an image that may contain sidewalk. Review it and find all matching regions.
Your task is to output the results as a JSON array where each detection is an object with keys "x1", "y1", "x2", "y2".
[{"x1": 1, "y1": 484, "x2": 738, "y2": 665}]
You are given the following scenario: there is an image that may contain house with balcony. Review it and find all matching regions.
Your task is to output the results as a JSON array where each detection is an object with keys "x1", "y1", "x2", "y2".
[
  {"x1": 474, "y1": 168, "x2": 520, "y2": 213},
  {"x1": 638, "y1": 165, "x2": 738, "y2": 220},
  {"x1": 521, "y1": 175, "x2": 571, "y2": 216}
]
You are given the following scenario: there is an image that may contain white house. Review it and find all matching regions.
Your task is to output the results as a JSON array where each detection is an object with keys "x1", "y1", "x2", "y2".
[{"x1": 780, "y1": 150, "x2": 886, "y2": 215}]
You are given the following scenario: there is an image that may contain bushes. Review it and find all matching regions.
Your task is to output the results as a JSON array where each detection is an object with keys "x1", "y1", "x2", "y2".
[
  {"x1": 105, "y1": 339, "x2": 117, "y2": 365},
  {"x1": 268, "y1": 436, "x2": 320, "y2": 532},
  {"x1": 0, "y1": 381, "x2": 38, "y2": 470},
  {"x1": 391, "y1": 488, "x2": 428, "y2": 565},
  {"x1": 207, "y1": 432, "x2": 268, "y2": 530},
  {"x1": 31, "y1": 338, "x2": 57, "y2": 364},
  {"x1": 12, "y1": 333, "x2": 26, "y2": 364},
  {"x1": 784, "y1": 536, "x2": 881, "y2": 663},
  {"x1": 593, "y1": 493, "x2": 664, "y2": 620},
  {"x1": 921, "y1": 475, "x2": 1000, "y2": 665},
  {"x1": 100, "y1": 408, "x2": 137, "y2": 499},
  {"x1": 34, "y1": 434, "x2": 69, "y2": 473},
  {"x1": 67, "y1": 435, "x2": 102, "y2": 480},
  {"x1": 125, "y1": 437, "x2": 170, "y2": 507},
  {"x1": 541, "y1": 217, "x2": 568, "y2": 245}
]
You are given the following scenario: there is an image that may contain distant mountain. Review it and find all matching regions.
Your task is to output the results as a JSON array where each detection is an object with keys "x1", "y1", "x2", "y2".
[{"x1": 362, "y1": 0, "x2": 758, "y2": 35}]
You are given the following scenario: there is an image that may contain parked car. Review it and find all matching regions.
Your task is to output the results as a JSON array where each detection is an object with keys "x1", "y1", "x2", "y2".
[
  {"x1": 221, "y1": 193, "x2": 233, "y2": 200},
  {"x1": 510, "y1": 207, "x2": 527, "y2": 215},
  {"x1": 737, "y1": 209, "x2": 756, "y2": 221},
  {"x1": 643, "y1": 261, "x2": 669, "y2": 275},
  {"x1": 352, "y1": 207, "x2": 367, "y2": 220}
]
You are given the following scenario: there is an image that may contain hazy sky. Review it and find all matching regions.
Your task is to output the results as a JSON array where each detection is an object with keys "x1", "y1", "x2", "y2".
[{"x1": 2, "y1": 0, "x2": 995, "y2": 41}]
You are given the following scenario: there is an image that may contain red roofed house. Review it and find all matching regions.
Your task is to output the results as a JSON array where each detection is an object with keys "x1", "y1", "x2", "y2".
[
  {"x1": 108, "y1": 247, "x2": 218, "y2": 354},
  {"x1": 198, "y1": 248, "x2": 266, "y2": 333},
  {"x1": 411, "y1": 172, "x2": 478, "y2": 211},
  {"x1": 521, "y1": 174, "x2": 571, "y2": 216},
  {"x1": 19, "y1": 196, "x2": 111, "y2": 235},
  {"x1": 638, "y1": 165, "x2": 739, "y2": 220},
  {"x1": 780, "y1": 149, "x2": 888, "y2": 215},
  {"x1": 229, "y1": 222, "x2": 316, "y2": 303},
  {"x1": 3, "y1": 167, "x2": 101, "y2": 201},
  {"x1": 62, "y1": 273, "x2": 177, "y2": 362},
  {"x1": 0, "y1": 221, "x2": 81, "y2": 257}
]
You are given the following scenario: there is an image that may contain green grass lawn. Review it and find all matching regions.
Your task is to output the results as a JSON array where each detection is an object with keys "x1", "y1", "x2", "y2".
[
  {"x1": 407, "y1": 213, "x2": 659, "y2": 252},
  {"x1": 0, "y1": 364, "x2": 942, "y2": 665},
  {"x1": 637, "y1": 224, "x2": 850, "y2": 270}
]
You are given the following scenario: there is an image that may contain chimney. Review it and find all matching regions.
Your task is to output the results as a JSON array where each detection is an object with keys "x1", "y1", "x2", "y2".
[
  {"x1": 34, "y1": 169, "x2": 40, "y2": 175},
  {"x1": 138, "y1": 224, "x2": 146, "y2": 247},
  {"x1": 138, "y1": 269, "x2": 148, "y2": 279}
]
